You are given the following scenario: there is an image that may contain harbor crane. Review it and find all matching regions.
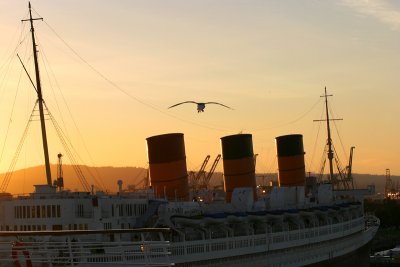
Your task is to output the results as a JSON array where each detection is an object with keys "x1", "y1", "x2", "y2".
[
  {"x1": 343, "y1": 146, "x2": 355, "y2": 189},
  {"x1": 201, "y1": 154, "x2": 221, "y2": 189},
  {"x1": 189, "y1": 155, "x2": 210, "y2": 190},
  {"x1": 54, "y1": 153, "x2": 64, "y2": 191}
]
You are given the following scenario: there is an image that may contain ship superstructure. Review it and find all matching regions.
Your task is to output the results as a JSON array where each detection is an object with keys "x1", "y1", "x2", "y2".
[{"x1": 0, "y1": 132, "x2": 379, "y2": 267}]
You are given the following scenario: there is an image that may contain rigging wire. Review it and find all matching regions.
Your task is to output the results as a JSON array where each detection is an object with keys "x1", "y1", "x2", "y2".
[
  {"x1": 0, "y1": 31, "x2": 29, "y2": 106},
  {"x1": 0, "y1": 65, "x2": 24, "y2": 173},
  {"x1": 46, "y1": 106, "x2": 90, "y2": 191},
  {"x1": 44, "y1": 97, "x2": 108, "y2": 190},
  {"x1": 82, "y1": 166, "x2": 107, "y2": 192},
  {"x1": 0, "y1": 18, "x2": 27, "y2": 76},
  {"x1": 22, "y1": 7, "x2": 340, "y2": 181},
  {"x1": 0, "y1": 103, "x2": 35, "y2": 192},
  {"x1": 317, "y1": 145, "x2": 327, "y2": 182},
  {"x1": 310, "y1": 96, "x2": 330, "y2": 180},
  {"x1": 27, "y1": 18, "x2": 108, "y2": 190},
  {"x1": 36, "y1": 37, "x2": 70, "y2": 137},
  {"x1": 33, "y1": 7, "x2": 325, "y2": 135},
  {"x1": 38, "y1": 37, "x2": 108, "y2": 190},
  {"x1": 308, "y1": 102, "x2": 325, "y2": 175},
  {"x1": 132, "y1": 167, "x2": 147, "y2": 189},
  {"x1": 37, "y1": 37, "x2": 109, "y2": 190},
  {"x1": 328, "y1": 104, "x2": 349, "y2": 164},
  {"x1": 265, "y1": 149, "x2": 277, "y2": 175},
  {"x1": 332, "y1": 144, "x2": 345, "y2": 174},
  {"x1": 39, "y1": 19, "x2": 232, "y2": 133},
  {"x1": 45, "y1": 102, "x2": 105, "y2": 191},
  {"x1": 310, "y1": 93, "x2": 352, "y2": 187},
  {"x1": 306, "y1": 125, "x2": 318, "y2": 175},
  {"x1": 48, "y1": 111, "x2": 91, "y2": 192},
  {"x1": 0, "y1": 31, "x2": 32, "y2": 173},
  {"x1": 252, "y1": 97, "x2": 322, "y2": 131}
]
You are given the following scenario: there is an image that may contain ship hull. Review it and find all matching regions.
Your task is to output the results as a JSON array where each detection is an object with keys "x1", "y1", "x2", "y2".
[{"x1": 173, "y1": 225, "x2": 378, "y2": 267}]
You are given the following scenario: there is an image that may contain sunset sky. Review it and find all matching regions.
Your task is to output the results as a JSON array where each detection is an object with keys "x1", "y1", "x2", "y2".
[{"x1": 0, "y1": 0, "x2": 399, "y2": 189}]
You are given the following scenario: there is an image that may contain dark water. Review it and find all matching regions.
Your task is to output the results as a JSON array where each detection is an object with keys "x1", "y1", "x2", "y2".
[
  {"x1": 370, "y1": 264, "x2": 399, "y2": 267},
  {"x1": 308, "y1": 242, "x2": 371, "y2": 267}
]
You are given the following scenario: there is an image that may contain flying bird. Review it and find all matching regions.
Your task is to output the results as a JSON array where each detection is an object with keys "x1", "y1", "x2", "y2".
[{"x1": 168, "y1": 101, "x2": 233, "y2": 113}]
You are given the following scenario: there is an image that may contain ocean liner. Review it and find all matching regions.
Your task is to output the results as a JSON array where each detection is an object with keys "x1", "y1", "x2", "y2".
[{"x1": 0, "y1": 3, "x2": 379, "y2": 267}]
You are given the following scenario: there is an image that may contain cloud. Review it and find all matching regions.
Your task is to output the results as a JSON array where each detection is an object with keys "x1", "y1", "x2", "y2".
[{"x1": 340, "y1": 0, "x2": 400, "y2": 30}]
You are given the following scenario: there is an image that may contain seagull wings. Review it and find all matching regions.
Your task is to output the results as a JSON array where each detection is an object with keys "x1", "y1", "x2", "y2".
[
  {"x1": 168, "y1": 101, "x2": 198, "y2": 109},
  {"x1": 168, "y1": 101, "x2": 233, "y2": 111},
  {"x1": 204, "y1": 102, "x2": 233, "y2": 110}
]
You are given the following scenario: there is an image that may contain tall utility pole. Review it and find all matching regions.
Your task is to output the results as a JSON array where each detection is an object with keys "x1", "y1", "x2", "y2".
[
  {"x1": 314, "y1": 87, "x2": 342, "y2": 185},
  {"x1": 22, "y1": 2, "x2": 52, "y2": 186}
]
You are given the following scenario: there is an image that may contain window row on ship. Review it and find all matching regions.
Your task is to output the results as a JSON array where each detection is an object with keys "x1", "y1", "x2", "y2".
[
  {"x1": 75, "y1": 203, "x2": 148, "y2": 218},
  {"x1": 0, "y1": 223, "x2": 88, "y2": 231},
  {"x1": 12, "y1": 203, "x2": 148, "y2": 219},
  {"x1": 14, "y1": 204, "x2": 61, "y2": 219},
  {"x1": 111, "y1": 203, "x2": 147, "y2": 217},
  {"x1": 1, "y1": 224, "x2": 48, "y2": 231}
]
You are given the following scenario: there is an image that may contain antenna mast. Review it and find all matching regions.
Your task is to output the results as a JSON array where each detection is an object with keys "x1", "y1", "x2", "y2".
[{"x1": 23, "y1": 2, "x2": 52, "y2": 186}]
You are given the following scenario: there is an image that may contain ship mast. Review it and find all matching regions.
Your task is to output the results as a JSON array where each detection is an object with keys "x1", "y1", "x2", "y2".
[
  {"x1": 23, "y1": 2, "x2": 52, "y2": 186},
  {"x1": 324, "y1": 87, "x2": 335, "y2": 182},
  {"x1": 314, "y1": 87, "x2": 342, "y2": 184}
]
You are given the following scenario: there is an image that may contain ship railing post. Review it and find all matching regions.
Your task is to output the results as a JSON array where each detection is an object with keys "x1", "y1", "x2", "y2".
[
  {"x1": 119, "y1": 238, "x2": 126, "y2": 263},
  {"x1": 183, "y1": 234, "x2": 187, "y2": 256},
  {"x1": 66, "y1": 236, "x2": 74, "y2": 266},
  {"x1": 42, "y1": 240, "x2": 51, "y2": 266},
  {"x1": 140, "y1": 233, "x2": 150, "y2": 265},
  {"x1": 79, "y1": 240, "x2": 84, "y2": 264}
]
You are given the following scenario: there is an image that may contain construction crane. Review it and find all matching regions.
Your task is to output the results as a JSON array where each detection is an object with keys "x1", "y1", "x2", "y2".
[
  {"x1": 343, "y1": 146, "x2": 355, "y2": 189},
  {"x1": 195, "y1": 155, "x2": 210, "y2": 184},
  {"x1": 190, "y1": 155, "x2": 210, "y2": 190},
  {"x1": 201, "y1": 154, "x2": 221, "y2": 189}
]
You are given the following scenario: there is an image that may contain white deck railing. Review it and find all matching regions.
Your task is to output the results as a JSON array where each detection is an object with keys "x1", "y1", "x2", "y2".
[
  {"x1": 170, "y1": 216, "x2": 365, "y2": 263},
  {"x1": 0, "y1": 229, "x2": 173, "y2": 267}
]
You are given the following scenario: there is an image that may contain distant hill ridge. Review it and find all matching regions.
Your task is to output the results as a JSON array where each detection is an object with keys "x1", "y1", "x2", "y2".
[
  {"x1": 0, "y1": 165, "x2": 396, "y2": 195},
  {"x1": 0, "y1": 165, "x2": 148, "y2": 195}
]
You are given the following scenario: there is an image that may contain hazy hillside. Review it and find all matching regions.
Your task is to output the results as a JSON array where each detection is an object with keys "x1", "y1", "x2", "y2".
[
  {"x1": 0, "y1": 165, "x2": 396, "y2": 196},
  {"x1": 353, "y1": 173, "x2": 399, "y2": 195},
  {"x1": 0, "y1": 165, "x2": 148, "y2": 195}
]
